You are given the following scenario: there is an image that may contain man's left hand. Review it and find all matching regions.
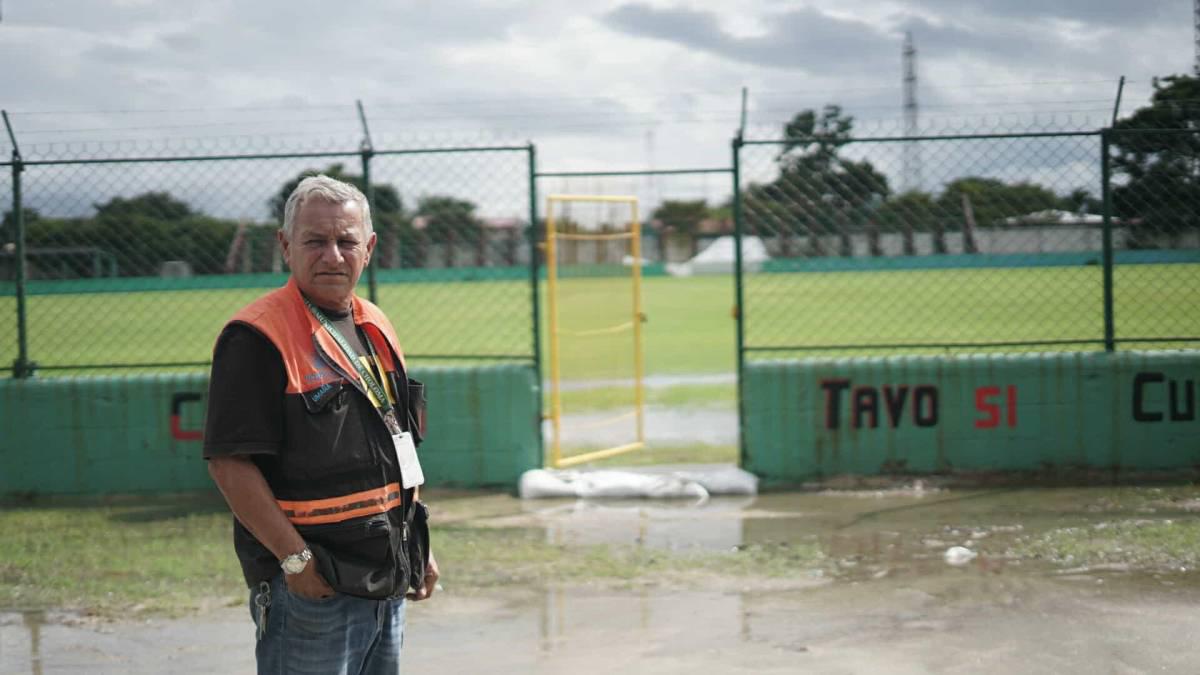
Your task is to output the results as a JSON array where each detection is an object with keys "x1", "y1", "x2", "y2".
[{"x1": 407, "y1": 551, "x2": 439, "y2": 601}]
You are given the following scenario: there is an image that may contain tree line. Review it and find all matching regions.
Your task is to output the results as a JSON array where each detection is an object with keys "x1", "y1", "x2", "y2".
[
  {"x1": 1, "y1": 163, "x2": 492, "y2": 278},
  {"x1": 655, "y1": 73, "x2": 1199, "y2": 254}
]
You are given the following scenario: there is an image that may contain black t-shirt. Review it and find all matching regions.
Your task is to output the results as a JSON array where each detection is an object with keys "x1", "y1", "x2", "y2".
[
  {"x1": 203, "y1": 310, "x2": 367, "y2": 461},
  {"x1": 202, "y1": 323, "x2": 286, "y2": 460}
]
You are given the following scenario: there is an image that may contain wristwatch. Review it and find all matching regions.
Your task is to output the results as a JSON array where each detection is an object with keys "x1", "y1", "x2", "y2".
[{"x1": 280, "y1": 546, "x2": 313, "y2": 575}]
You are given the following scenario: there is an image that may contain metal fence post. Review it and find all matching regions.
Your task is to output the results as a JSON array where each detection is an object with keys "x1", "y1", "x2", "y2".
[
  {"x1": 731, "y1": 134, "x2": 746, "y2": 466},
  {"x1": 526, "y1": 143, "x2": 545, "y2": 460},
  {"x1": 4, "y1": 111, "x2": 33, "y2": 378},
  {"x1": 1100, "y1": 129, "x2": 1115, "y2": 352},
  {"x1": 361, "y1": 147, "x2": 378, "y2": 304},
  {"x1": 357, "y1": 101, "x2": 378, "y2": 304}
]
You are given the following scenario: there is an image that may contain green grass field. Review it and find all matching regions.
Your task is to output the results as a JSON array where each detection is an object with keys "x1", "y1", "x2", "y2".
[{"x1": 1, "y1": 264, "x2": 1196, "y2": 378}]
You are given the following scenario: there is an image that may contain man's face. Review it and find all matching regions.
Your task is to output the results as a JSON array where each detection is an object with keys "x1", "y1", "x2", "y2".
[{"x1": 279, "y1": 198, "x2": 375, "y2": 311}]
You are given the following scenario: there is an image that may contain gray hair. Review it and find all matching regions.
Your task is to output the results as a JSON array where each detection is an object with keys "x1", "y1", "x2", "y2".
[{"x1": 281, "y1": 174, "x2": 372, "y2": 236}]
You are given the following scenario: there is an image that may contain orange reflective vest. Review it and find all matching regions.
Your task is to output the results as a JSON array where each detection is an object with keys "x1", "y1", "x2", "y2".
[{"x1": 227, "y1": 278, "x2": 420, "y2": 598}]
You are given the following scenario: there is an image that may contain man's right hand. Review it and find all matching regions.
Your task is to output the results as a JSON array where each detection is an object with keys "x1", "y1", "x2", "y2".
[{"x1": 285, "y1": 562, "x2": 335, "y2": 600}]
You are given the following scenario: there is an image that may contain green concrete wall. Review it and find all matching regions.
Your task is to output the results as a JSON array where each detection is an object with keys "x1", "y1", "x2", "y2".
[
  {"x1": 743, "y1": 351, "x2": 1200, "y2": 484},
  {"x1": 0, "y1": 373, "x2": 213, "y2": 495},
  {"x1": 415, "y1": 364, "x2": 542, "y2": 488},
  {"x1": 0, "y1": 365, "x2": 541, "y2": 496}
]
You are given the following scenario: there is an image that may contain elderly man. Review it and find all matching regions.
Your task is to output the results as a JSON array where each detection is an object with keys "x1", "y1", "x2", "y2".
[{"x1": 204, "y1": 174, "x2": 437, "y2": 674}]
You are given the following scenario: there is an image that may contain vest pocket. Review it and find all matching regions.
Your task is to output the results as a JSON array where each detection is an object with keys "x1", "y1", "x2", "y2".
[
  {"x1": 302, "y1": 380, "x2": 346, "y2": 412},
  {"x1": 303, "y1": 514, "x2": 402, "y2": 599},
  {"x1": 286, "y1": 382, "x2": 380, "y2": 479}
]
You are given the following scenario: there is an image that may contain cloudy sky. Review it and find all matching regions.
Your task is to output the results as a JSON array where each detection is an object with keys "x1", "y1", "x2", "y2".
[{"x1": 0, "y1": 0, "x2": 1193, "y2": 217}]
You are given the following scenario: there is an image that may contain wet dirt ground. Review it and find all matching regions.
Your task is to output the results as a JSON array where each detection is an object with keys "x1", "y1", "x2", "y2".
[{"x1": 6, "y1": 486, "x2": 1200, "y2": 674}]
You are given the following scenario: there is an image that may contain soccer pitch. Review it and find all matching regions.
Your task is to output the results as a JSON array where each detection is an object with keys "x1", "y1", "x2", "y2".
[{"x1": 1, "y1": 263, "x2": 1196, "y2": 377}]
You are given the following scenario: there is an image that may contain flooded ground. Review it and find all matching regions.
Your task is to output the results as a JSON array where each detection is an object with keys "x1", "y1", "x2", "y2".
[
  {"x1": 6, "y1": 485, "x2": 1200, "y2": 673},
  {"x1": 552, "y1": 373, "x2": 737, "y2": 449}
]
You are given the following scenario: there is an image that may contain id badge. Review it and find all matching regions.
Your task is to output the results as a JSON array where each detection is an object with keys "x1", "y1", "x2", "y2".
[{"x1": 393, "y1": 432, "x2": 425, "y2": 489}]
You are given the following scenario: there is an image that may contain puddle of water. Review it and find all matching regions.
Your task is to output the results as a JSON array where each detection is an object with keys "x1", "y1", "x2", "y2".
[
  {"x1": 0, "y1": 611, "x2": 44, "y2": 675},
  {"x1": 420, "y1": 484, "x2": 1200, "y2": 673},
  {"x1": 9, "y1": 486, "x2": 1200, "y2": 674},
  {"x1": 0, "y1": 608, "x2": 248, "y2": 675},
  {"x1": 10, "y1": 576, "x2": 1200, "y2": 675},
  {"x1": 404, "y1": 574, "x2": 1200, "y2": 674},
  {"x1": 484, "y1": 486, "x2": 1200, "y2": 586},
  {"x1": 520, "y1": 496, "x2": 754, "y2": 551}
]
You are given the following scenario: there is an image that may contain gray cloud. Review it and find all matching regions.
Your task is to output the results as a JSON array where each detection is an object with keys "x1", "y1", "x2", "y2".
[
  {"x1": 603, "y1": 4, "x2": 895, "y2": 75},
  {"x1": 903, "y1": 0, "x2": 1184, "y2": 28},
  {"x1": 13, "y1": 0, "x2": 525, "y2": 42},
  {"x1": 896, "y1": 15, "x2": 1059, "y2": 69},
  {"x1": 14, "y1": 0, "x2": 188, "y2": 31},
  {"x1": 605, "y1": 2, "x2": 1186, "y2": 89}
]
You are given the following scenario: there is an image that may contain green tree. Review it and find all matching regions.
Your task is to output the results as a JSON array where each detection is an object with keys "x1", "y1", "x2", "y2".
[
  {"x1": 91, "y1": 193, "x2": 182, "y2": 275},
  {"x1": 652, "y1": 199, "x2": 709, "y2": 234},
  {"x1": 936, "y1": 177, "x2": 1060, "y2": 227},
  {"x1": 13, "y1": 192, "x2": 241, "y2": 278},
  {"x1": 1059, "y1": 188, "x2": 1103, "y2": 215},
  {"x1": 652, "y1": 199, "x2": 712, "y2": 258},
  {"x1": 21, "y1": 216, "x2": 103, "y2": 278},
  {"x1": 876, "y1": 191, "x2": 937, "y2": 254},
  {"x1": 90, "y1": 192, "x2": 238, "y2": 276},
  {"x1": 2, "y1": 207, "x2": 41, "y2": 232},
  {"x1": 746, "y1": 105, "x2": 890, "y2": 257},
  {"x1": 95, "y1": 192, "x2": 193, "y2": 222},
  {"x1": 415, "y1": 195, "x2": 483, "y2": 267},
  {"x1": 1, "y1": 208, "x2": 41, "y2": 257},
  {"x1": 1111, "y1": 73, "x2": 1200, "y2": 247}
]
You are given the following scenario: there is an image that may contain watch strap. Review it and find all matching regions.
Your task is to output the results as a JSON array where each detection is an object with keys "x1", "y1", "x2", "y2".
[{"x1": 281, "y1": 546, "x2": 312, "y2": 575}]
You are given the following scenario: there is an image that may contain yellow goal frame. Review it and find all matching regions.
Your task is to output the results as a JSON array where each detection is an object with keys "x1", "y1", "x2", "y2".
[{"x1": 545, "y1": 194, "x2": 646, "y2": 468}]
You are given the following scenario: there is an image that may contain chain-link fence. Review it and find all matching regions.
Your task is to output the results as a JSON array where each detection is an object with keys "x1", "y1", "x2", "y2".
[
  {"x1": 5, "y1": 115, "x2": 1197, "y2": 380},
  {"x1": 1105, "y1": 126, "x2": 1200, "y2": 347},
  {"x1": 1, "y1": 136, "x2": 536, "y2": 376},
  {"x1": 734, "y1": 119, "x2": 1200, "y2": 361}
]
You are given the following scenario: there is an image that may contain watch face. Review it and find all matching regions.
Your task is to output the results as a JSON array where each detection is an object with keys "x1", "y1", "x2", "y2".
[{"x1": 283, "y1": 555, "x2": 307, "y2": 575}]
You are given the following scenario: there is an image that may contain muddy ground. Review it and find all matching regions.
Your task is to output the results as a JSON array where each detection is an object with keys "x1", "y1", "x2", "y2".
[{"x1": 6, "y1": 486, "x2": 1200, "y2": 673}]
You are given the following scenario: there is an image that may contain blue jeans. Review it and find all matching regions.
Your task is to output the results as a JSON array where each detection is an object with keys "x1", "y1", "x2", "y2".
[{"x1": 250, "y1": 573, "x2": 406, "y2": 675}]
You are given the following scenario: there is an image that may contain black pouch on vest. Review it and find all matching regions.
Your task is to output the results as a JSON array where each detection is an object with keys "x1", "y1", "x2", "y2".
[
  {"x1": 406, "y1": 500, "x2": 431, "y2": 594},
  {"x1": 406, "y1": 379, "x2": 426, "y2": 446},
  {"x1": 302, "y1": 514, "x2": 404, "y2": 600}
]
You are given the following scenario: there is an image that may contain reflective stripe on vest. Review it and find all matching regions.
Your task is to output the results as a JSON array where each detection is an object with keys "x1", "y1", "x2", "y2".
[{"x1": 277, "y1": 482, "x2": 403, "y2": 526}]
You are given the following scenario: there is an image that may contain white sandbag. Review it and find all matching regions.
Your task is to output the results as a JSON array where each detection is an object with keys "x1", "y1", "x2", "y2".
[
  {"x1": 518, "y1": 469, "x2": 581, "y2": 498},
  {"x1": 519, "y1": 469, "x2": 709, "y2": 500},
  {"x1": 670, "y1": 465, "x2": 759, "y2": 496}
]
